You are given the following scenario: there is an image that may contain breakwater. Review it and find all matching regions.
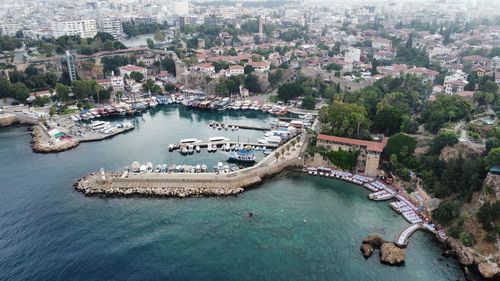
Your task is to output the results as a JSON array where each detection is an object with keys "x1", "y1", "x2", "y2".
[{"x1": 75, "y1": 158, "x2": 303, "y2": 198}]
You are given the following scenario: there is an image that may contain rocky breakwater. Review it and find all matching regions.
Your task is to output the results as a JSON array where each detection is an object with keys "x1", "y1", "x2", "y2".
[
  {"x1": 74, "y1": 171, "x2": 262, "y2": 198},
  {"x1": 360, "y1": 235, "x2": 406, "y2": 265},
  {"x1": 75, "y1": 159, "x2": 303, "y2": 199},
  {"x1": 31, "y1": 125, "x2": 79, "y2": 153}
]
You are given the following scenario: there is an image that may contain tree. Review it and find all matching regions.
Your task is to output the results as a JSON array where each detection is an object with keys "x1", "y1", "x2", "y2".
[
  {"x1": 268, "y1": 68, "x2": 284, "y2": 87},
  {"x1": 11, "y1": 82, "x2": 30, "y2": 102},
  {"x1": 129, "y1": 71, "x2": 145, "y2": 82},
  {"x1": 244, "y1": 65, "x2": 254, "y2": 74},
  {"x1": 147, "y1": 38, "x2": 155, "y2": 49},
  {"x1": 244, "y1": 74, "x2": 261, "y2": 93},
  {"x1": 55, "y1": 83, "x2": 71, "y2": 102},
  {"x1": 433, "y1": 201, "x2": 459, "y2": 226},
  {"x1": 485, "y1": 147, "x2": 500, "y2": 169},
  {"x1": 421, "y1": 95, "x2": 472, "y2": 133},
  {"x1": 277, "y1": 82, "x2": 303, "y2": 102},
  {"x1": 301, "y1": 95, "x2": 316, "y2": 109},
  {"x1": 373, "y1": 106, "x2": 404, "y2": 136},
  {"x1": 400, "y1": 115, "x2": 419, "y2": 134},
  {"x1": 319, "y1": 101, "x2": 371, "y2": 139},
  {"x1": 161, "y1": 57, "x2": 176, "y2": 76},
  {"x1": 430, "y1": 131, "x2": 458, "y2": 154},
  {"x1": 154, "y1": 29, "x2": 166, "y2": 42},
  {"x1": 384, "y1": 133, "x2": 417, "y2": 160}
]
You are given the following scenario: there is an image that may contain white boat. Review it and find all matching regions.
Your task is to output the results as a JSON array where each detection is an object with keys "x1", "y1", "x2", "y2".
[
  {"x1": 209, "y1": 136, "x2": 230, "y2": 142},
  {"x1": 155, "y1": 164, "x2": 161, "y2": 173},
  {"x1": 195, "y1": 164, "x2": 201, "y2": 172},
  {"x1": 201, "y1": 164, "x2": 208, "y2": 172},
  {"x1": 131, "y1": 161, "x2": 140, "y2": 173},
  {"x1": 181, "y1": 146, "x2": 188, "y2": 155},
  {"x1": 161, "y1": 164, "x2": 167, "y2": 173},
  {"x1": 140, "y1": 164, "x2": 147, "y2": 173},
  {"x1": 195, "y1": 146, "x2": 201, "y2": 153},
  {"x1": 188, "y1": 144, "x2": 194, "y2": 154},
  {"x1": 217, "y1": 162, "x2": 224, "y2": 171},
  {"x1": 90, "y1": 121, "x2": 109, "y2": 130},
  {"x1": 146, "y1": 162, "x2": 153, "y2": 173},
  {"x1": 168, "y1": 144, "x2": 174, "y2": 151},
  {"x1": 180, "y1": 138, "x2": 202, "y2": 144}
]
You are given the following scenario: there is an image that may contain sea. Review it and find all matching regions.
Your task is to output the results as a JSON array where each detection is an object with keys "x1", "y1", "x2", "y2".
[{"x1": 0, "y1": 105, "x2": 464, "y2": 280}]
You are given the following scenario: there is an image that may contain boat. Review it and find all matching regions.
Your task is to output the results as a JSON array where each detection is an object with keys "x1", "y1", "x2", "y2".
[
  {"x1": 180, "y1": 138, "x2": 202, "y2": 144},
  {"x1": 161, "y1": 164, "x2": 167, "y2": 173},
  {"x1": 168, "y1": 144, "x2": 174, "y2": 151},
  {"x1": 227, "y1": 149, "x2": 256, "y2": 163},
  {"x1": 131, "y1": 161, "x2": 140, "y2": 173},
  {"x1": 195, "y1": 146, "x2": 201, "y2": 153},
  {"x1": 155, "y1": 164, "x2": 161, "y2": 173},
  {"x1": 223, "y1": 165, "x2": 230, "y2": 173},
  {"x1": 188, "y1": 144, "x2": 194, "y2": 154},
  {"x1": 146, "y1": 162, "x2": 153, "y2": 173},
  {"x1": 168, "y1": 164, "x2": 176, "y2": 172},
  {"x1": 209, "y1": 136, "x2": 229, "y2": 142},
  {"x1": 195, "y1": 164, "x2": 201, "y2": 173},
  {"x1": 201, "y1": 164, "x2": 208, "y2": 172},
  {"x1": 181, "y1": 146, "x2": 188, "y2": 155},
  {"x1": 263, "y1": 149, "x2": 272, "y2": 155},
  {"x1": 217, "y1": 162, "x2": 224, "y2": 171},
  {"x1": 140, "y1": 164, "x2": 147, "y2": 173}
]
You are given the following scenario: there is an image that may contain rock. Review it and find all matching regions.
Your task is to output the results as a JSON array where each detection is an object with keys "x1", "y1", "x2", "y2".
[
  {"x1": 478, "y1": 262, "x2": 500, "y2": 279},
  {"x1": 380, "y1": 243, "x2": 405, "y2": 265},
  {"x1": 362, "y1": 235, "x2": 387, "y2": 249},
  {"x1": 360, "y1": 243, "x2": 374, "y2": 258}
]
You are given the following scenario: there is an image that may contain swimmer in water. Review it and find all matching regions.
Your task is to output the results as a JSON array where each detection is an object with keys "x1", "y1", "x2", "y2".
[{"x1": 246, "y1": 212, "x2": 253, "y2": 218}]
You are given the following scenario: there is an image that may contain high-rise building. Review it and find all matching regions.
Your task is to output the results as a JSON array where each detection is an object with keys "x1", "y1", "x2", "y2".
[
  {"x1": 97, "y1": 18, "x2": 124, "y2": 40},
  {"x1": 51, "y1": 19, "x2": 97, "y2": 38},
  {"x1": 258, "y1": 16, "x2": 264, "y2": 39}
]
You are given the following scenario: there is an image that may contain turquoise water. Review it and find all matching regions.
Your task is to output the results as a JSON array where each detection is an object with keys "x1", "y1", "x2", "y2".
[{"x1": 0, "y1": 106, "x2": 464, "y2": 280}]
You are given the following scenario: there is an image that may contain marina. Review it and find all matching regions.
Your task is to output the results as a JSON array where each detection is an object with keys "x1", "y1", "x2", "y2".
[{"x1": 302, "y1": 166, "x2": 445, "y2": 248}]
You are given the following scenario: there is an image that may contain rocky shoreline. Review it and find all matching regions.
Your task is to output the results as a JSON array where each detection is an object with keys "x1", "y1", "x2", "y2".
[
  {"x1": 441, "y1": 238, "x2": 500, "y2": 280},
  {"x1": 31, "y1": 125, "x2": 80, "y2": 153}
]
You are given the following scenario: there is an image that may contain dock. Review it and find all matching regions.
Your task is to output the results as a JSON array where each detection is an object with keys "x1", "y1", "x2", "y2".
[
  {"x1": 209, "y1": 122, "x2": 270, "y2": 131},
  {"x1": 77, "y1": 125, "x2": 135, "y2": 142},
  {"x1": 169, "y1": 141, "x2": 278, "y2": 151}
]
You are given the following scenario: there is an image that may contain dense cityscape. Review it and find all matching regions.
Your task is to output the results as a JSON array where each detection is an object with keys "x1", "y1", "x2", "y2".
[{"x1": 0, "y1": 0, "x2": 500, "y2": 280}]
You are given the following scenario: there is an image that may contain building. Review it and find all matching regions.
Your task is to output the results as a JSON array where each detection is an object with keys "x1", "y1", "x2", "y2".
[
  {"x1": 316, "y1": 134, "x2": 387, "y2": 176},
  {"x1": 345, "y1": 47, "x2": 361, "y2": 62},
  {"x1": 51, "y1": 19, "x2": 97, "y2": 38},
  {"x1": 195, "y1": 63, "x2": 215, "y2": 73},
  {"x1": 118, "y1": 65, "x2": 147, "y2": 78},
  {"x1": 97, "y1": 18, "x2": 124, "y2": 40},
  {"x1": 443, "y1": 70, "x2": 469, "y2": 94},
  {"x1": 248, "y1": 61, "x2": 270, "y2": 72},
  {"x1": 228, "y1": 65, "x2": 244, "y2": 76}
]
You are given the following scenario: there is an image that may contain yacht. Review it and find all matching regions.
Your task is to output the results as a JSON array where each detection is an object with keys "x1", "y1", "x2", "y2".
[
  {"x1": 146, "y1": 162, "x2": 153, "y2": 173},
  {"x1": 195, "y1": 146, "x2": 201, "y2": 153},
  {"x1": 188, "y1": 144, "x2": 194, "y2": 154},
  {"x1": 155, "y1": 164, "x2": 161, "y2": 173}
]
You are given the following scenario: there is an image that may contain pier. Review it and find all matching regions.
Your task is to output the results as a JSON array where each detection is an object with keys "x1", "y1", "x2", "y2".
[
  {"x1": 75, "y1": 133, "x2": 306, "y2": 198},
  {"x1": 209, "y1": 122, "x2": 270, "y2": 131},
  {"x1": 76, "y1": 125, "x2": 135, "y2": 142}
]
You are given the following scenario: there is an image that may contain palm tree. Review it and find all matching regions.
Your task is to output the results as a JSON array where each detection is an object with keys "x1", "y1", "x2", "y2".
[{"x1": 274, "y1": 151, "x2": 281, "y2": 162}]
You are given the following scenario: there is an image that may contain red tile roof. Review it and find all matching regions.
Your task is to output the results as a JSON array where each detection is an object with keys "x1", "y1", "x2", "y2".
[{"x1": 317, "y1": 134, "x2": 387, "y2": 152}]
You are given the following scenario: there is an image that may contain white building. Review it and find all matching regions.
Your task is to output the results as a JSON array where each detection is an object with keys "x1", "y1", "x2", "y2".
[
  {"x1": 97, "y1": 18, "x2": 124, "y2": 40},
  {"x1": 345, "y1": 47, "x2": 361, "y2": 62},
  {"x1": 51, "y1": 19, "x2": 97, "y2": 38},
  {"x1": 227, "y1": 65, "x2": 244, "y2": 76},
  {"x1": 444, "y1": 70, "x2": 469, "y2": 95},
  {"x1": 174, "y1": 0, "x2": 189, "y2": 16}
]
